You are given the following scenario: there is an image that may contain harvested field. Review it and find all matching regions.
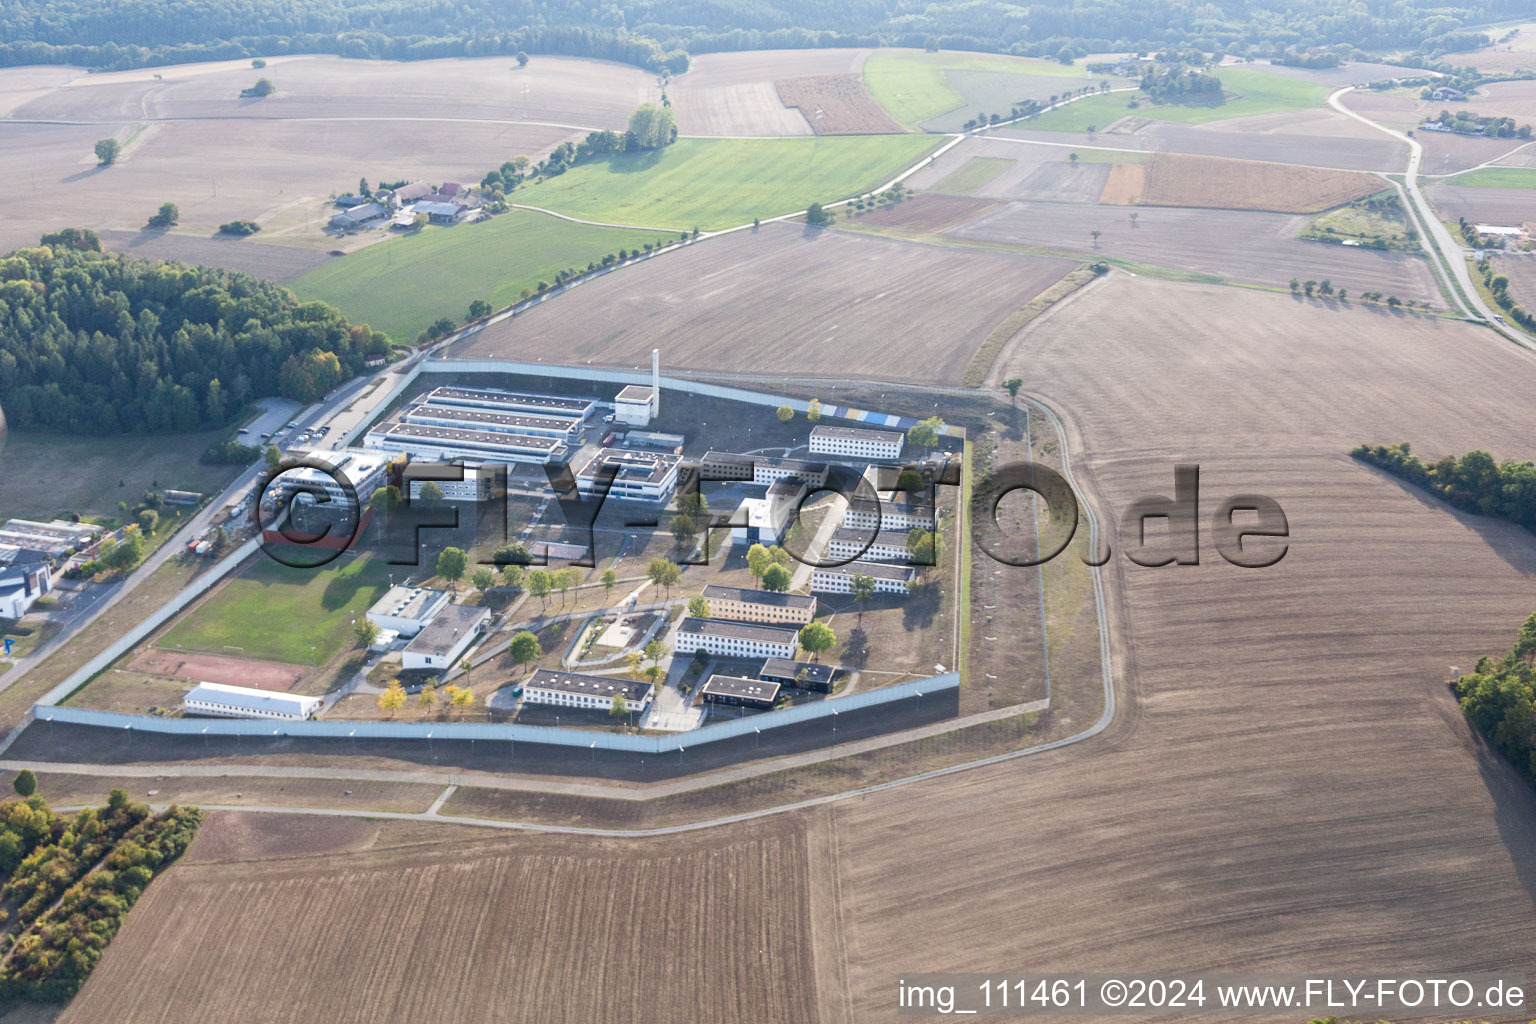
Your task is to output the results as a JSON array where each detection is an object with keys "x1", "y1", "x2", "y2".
[
  {"x1": 1136, "y1": 152, "x2": 1383, "y2": 212},
  {"x1": 1484, "y1": 253, "x2": 1536, "y2": 310},
  {"x1": 98, "y1": 229, "x2": 331, "y2": 283},
  {"x1": 125, "y1": 648, "x2": 304, "y2": 691},
  {"x1": 451, "y1": 221, "x2": 1076, "y2": 384},
  {"x1": 927, "y1": 156, "x2": 1013, "y2": 195},
  {"x1": 904, "y1": 135, "x2": 1055, "y2": 194},
  {"x1": 1425, "y1": 182, "x2": 1536, "y2": 226},
  {"x1": 1098, "y1": 162, "x2": 1145, "y2": 203},
  {"x1": 65, "y1": 817, "x2": 828, "y2": 1024},
  {"x1": 832, "y1": 275, "x2": 1536, "y2": 1015},
  {"x1": 1003, "y1": 161, "x2": 1111, "y2": 202},
  {"x1": 1442, "y1": 44, "x2": 1536, "y2": 76},
  {"x1": 1252, "y1": 59, "x2": 1413, "y2": 88},
  {"x1": 670, "y1": 48, "x2": 869, "y2": 136},
  {"x1": 919, "y1": 69, "x2": 1104, "y2": 133},
  {"x1": 849, "y1": 192, "x2": 998, "y2": 233},
  {"x1": 1418, "y1": 131, "x2": 1535, "y2": 175},
  {"x1": 775, "y1": 74, "x2": 904, "y2": 135},
  {"x1": 948, "y1": 201, "x2": 1444, "y2": 303}
]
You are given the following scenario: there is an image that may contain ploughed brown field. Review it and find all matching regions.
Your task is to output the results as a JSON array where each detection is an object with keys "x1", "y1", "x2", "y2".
[
  {"x1": 1486, "y1": 252, "x2": 1536, "y2": 311},
  {"x1": 449, "y1": 221, "x2": 1076, "y2": 384},
  {"x1": 775, "y1": 73, "x2": 905, "y2": 135},
  {"x1": 1424, "y1": 182, "x2": 1536, "y2": 227},
  {"x1": 65, "y1": 811, "x2": 835, "y2": 1024},
  {"x1": 669, "y1": 49, "x2": 870, "y2": 137},
  {"x1": 1129, "y1": 152, "x2": 1384, "y2": 213}
]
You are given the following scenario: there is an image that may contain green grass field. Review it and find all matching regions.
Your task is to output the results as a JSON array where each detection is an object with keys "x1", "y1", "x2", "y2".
[
  {"x1": 930, "y1": 156, "x2": 1014, "y2": 194},
  {"x1": 1445, "y1": 166, "x2": 1536, "y2": 188},
  {"x1": 863, "y1": 50, "x2": 1085, "y2": 128},
  {"x1": 1024, "y1": 67, "x2": 1328, "y2": 132},
  {"x1": 513, "y1": 135, "x2": 939, "y2": 231},
  {"x1": 292, "y1": 210, "x2": 665, "y2": 342},
  {"x1": 159, "y1": 553, "x2": 391, "y2": 665}
]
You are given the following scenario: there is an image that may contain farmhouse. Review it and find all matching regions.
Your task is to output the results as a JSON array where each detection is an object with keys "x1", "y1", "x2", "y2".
[
  {"x1": 365, "y1": 422, "x2": 568, "y2": 465},
  {"x1": 700, "y1": 584, "x2": 816, "y2": 626},
  {"x1": 424, "y1": 386, "x2": 594, "y2": 421},
  {"x1": 0, "y1": 561, "x2": 51, "y2": 619},
  {"x1": 810, "y1": 560, "x2": 916, "y2": 594},
  {"x1": 392, "y1": 182, "x2": 434, "y2": 204},
  {"x1": 182, "y1": 681, "x2": 322, "y2": 721},
  {"x1": 0, "y1": 519, "x2": 101, "y2": 557},
  {"x1": 413, "y1": 200, "x2": 466, "y2": 224},
  {"x1": 759, "y1": 657, "x2": 835, "y2": 692},
  {"x1": 521, "y1": 669, "x2": 654, "y2": 712},
  {"x1": 810, "y1": 424, "x2": 904, "y2": 461},
  {"x1": 700, "y1": 674, "x2": 780, "y2": 711},
  {"x1": 328, "y1": 203, "x2": 387, "y2": 229},
  {"x1": 366, "y1": 585, "x2": 451, "y2": 637},
  {"x1": 401, "y1": 603, "x2": 490, "y2": 671},
  {"x1": 404, "y1": 403, "x2": 584, "y2": 440},
  {"x1": 826, "y1": 527, "x2": 919, "y2": 563},
  {"x1": 573, "y1": 447, "x2": 681, "y2": 504},
  {"x1": 844, "y1": 496, "x2": 936, "y2": 532},
  {"x1": 674, "y1": 618, "x2": 799, "y2": 660}
]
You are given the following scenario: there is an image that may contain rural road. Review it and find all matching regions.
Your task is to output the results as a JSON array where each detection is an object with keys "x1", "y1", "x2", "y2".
[{"x1": 1329, "y1": 86, "x2": 1536, "y2": 353}]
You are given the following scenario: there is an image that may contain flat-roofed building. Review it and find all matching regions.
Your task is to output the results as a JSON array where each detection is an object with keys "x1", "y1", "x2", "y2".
[
  {"x1": 0, "y1": 519, "x2": 102, "y2": 557},
  {"x1": 521, "y1": 669, "x2": 654, "y2": 713},
  {"x1": 732, "y1": 478, "x2": 807, "y2": 546},
  {"x1": 614, "y1": 384, "x2": 657, "y2": 427},
  {"x1": 700, "y1": 584, "x2": 816, "y2": 626},
  {"x1": 674, "y1": 617, "x2": 798, "y2": 660},
  {"x1": 401, "y1": 603, "x2": 490, "y2": 670},
  {"x1": 366, "y1": 585, "x2": 451, "y2": 637},
  {"x1": 843, "y1": 496, "x2": 936, "y2": 532},
  {"x1": 270, "y1": 447, "x2": 390, "y2": 506},
  {"x1": 404, "y1": 403, "x2": 582, "y2": 440},
  {"x1": 365, "y1": 422, "x2": 567, "y2": 465},
  {"x1": 826, "y1": 527, "x2": 922, "y2": 564},
  {"x1": 810, "y1": 424, "x2": 904, "y2": 460},
  {"x1": 183, "y1": 682, "x2": 322, "y2": 720},
  {"x1": 810, "y1": 560, "x2": 915, "y2": 595},
  {"x1": 424, "y1": 385, "x2": 594, "y2": 421},
  {"x1": 700, "y1": 674, "x2": 780, "y2": 710},
  {"x1": 408, "y1": 465, "x2": 496, "y2": 503},
  {"x1": 574, "y1": 447, "x2": 680, "y2": 505},
  {"x1": 622, "y1": 430, "x2": 685, "y2": 453},
  {"x1": 0, "y1": 561, "x2": 51, "y2": 619},
  {"x1": 699, "y1": 452, "x2": 829, "y2": 489},
  {"x1": 759, "y1": 658, "x2": 835, "y2": 692}
]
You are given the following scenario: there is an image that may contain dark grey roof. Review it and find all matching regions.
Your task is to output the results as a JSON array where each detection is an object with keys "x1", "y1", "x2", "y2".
[
  {"x1": 524, "y1": 669, "x2": 652, "y2": 702},
  {"x1": 812, "y1": 424, "x2": 903, "y2": 443},
  {"x1": 701, "y1": 584, "x2": 815, "y2": 611},
  {"x1": 407, "y1": 404, "x2": 580, "y2": 433},
  {"x1": 380, "y1": 422, "x2": 562, "y2": 452},
  {"x1": 701, "y1": 674, "x2": 780, "y2": 702},
  {"x1": 404, "y1": 603, "x2": 489, "y2": 655},
  {"x1": 576, "y1": 448, "x2": 679, "y2": 484},
  {"x1": 812, "y1": 561, "x2": 914, "y2": 580},
  {"x1": 677, "y1": 618, "x2": 798, "y2": 643},
  {"x1": 830, "y1": 527, "x2": 916, "y2": 548},
  {"x1": 759, "y1": 658, "x2": 834, "y2": 685},
  {"x1": 428, "y1": 386, "x2": 593, "y2": 414},
  {"x1": 846, "y1": 497, "x2": 935, "y2": 519}
]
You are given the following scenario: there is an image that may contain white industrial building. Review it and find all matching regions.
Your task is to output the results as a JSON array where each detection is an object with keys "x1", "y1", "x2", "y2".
[
  {"x1": 573, "y1": 447, "x2": 681, "y2": 504},
  {"x1": 366, "y1": 585, "x2": 451, "y2": 637},
  {"x1": 0, "y1": 561, "x2": 51, "y2": 619},
  {"x1": 270, "y1": 448, "x2": 390, "y2": 508},
  {"x1": 407, "y1": 466, "x2": 496, "y2": 503},
  {"x1": 401, "y1": 603, "x2": 490, "y2": 671},
  {"x1": 810, "y1": 424, "x2": 904, "y2": 460},
  {"x1": 700, "y1": 452, "x2": 829, "y2": 489},
  {"x1": 403, "y1": 403, "x2": 583, "y2": 441},
  {"x1": 673, "y1": 618, "x2": 799, "y2": 660},
  {"x1": 521, "y1": 669, "x2": 654, "y2": 712},
  {"x1": 843, "y1": 497, "x2": 936, "y2": 532},
  {"x1": 0, "y1": 519, "x2": 101, "y2": 558},
  {"x1": 826, "y1": 527, "x2": 921, "y2": 564},
  {"x1": 731, "y1": 479, "x2": 806, "y2": 546},
  {"x1": 810, "y1": 560, "x2": 916, "y2": 595},
  {"x1": 182, "y1": 681, "x2": 322, "y2": 720},
  {"x1": 423, "y1": 386, "x2": 594, "y2": 421},
  {"x1": 613, "y1": 350, "x2": 662, "y2": 426},
  {"x1": 365, "y1": 422, "x2": 568, "y2": 465}
]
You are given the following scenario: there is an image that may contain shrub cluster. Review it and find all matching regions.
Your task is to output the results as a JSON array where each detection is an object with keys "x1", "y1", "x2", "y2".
[{"x1": 1350, "y1": 441, "x2": 1536, "y2": 533}]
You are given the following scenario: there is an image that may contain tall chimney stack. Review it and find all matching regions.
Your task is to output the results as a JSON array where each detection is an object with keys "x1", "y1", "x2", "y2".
[{"x1": 651, "y1": 348, "x2": 660, "y2": 416}]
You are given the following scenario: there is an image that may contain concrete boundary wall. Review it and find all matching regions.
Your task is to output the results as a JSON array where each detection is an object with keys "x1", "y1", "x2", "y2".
[{"x1": 36, "y1": 673, "x2": 958, "y2": 754}]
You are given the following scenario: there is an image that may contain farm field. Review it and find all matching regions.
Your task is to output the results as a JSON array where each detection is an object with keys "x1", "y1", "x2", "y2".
[
  {"x1": 63, "y1": 815, "x2": 831, "y2": 1024},
  {"x1": 292, "y1": 208, "x2": 669, "y2": 342},
  {"x1": 861, "y1": 49, "x2": 1088, "y2": 128},
  {"x1": 510, "y1": 135, "x2": 939, "y2": 231},
  {"x1": 158, "y1": 552, "x2": 391, "y2": 666},
  {"x1": 1443, "y1": 32, "x2": 1536, "y2": 76},
  {"x1": 1424, "y1": 182, "x2": 1536, "y2": 228},
  {"x1": 907, "y1": 136, "x2": 1145, "y2": 202},
  {"x1": 832, "y1": 274, "x2": 1536, "y2": 1015},
  {"x1": 1133, "y1": 153, "x2": 1383, "y2": 212},
  {"x1": 775, "y1": 74, "x2": 904, "y2": 135},
  {"x1": 917, "y1": 68, "x2": 1110, "y2": 133},
  {"x1": 668, "y1": 48, "x2": 869, "y2": 136},
  {"x1": 1484, "y1": 253, "x2": 1536, "y2": 310},
  {"x1": 1441, "y1": 166, "x2": 1536, "y2": 188},
  {"x1": 1020, "y1": 67, "x2": 1329, "y2": 132},
  {"x1": 451, "y1": 221, "x2": 1075, "y2": 383},
  {"x1": 1250, "y1": 58, "x2": 1413, "y2": 88},
  {"x1": 926, "y1": 155, "x2": 1014, "y2": 194},
  {"x1": 947, "y1": 200, "x2": 1444, "y2": 303},
  {"x1": 98, "y1": 229, "x2": 331, "y2": 283}
]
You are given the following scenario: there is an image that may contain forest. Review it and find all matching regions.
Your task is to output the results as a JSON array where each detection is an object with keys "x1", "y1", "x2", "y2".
[
  {"x1": 1351, "y1": 442, "x2": 1536, "y2": 533},
  {"x1": 1453, "y1": 613, "x2": 1536, "y2": 786},
  {"x1": 0, "y1": 0, "x2": 1525, "y2": 73},
  {"x1": 0, "y1": 230, "x2": 389, "y2": 435}
]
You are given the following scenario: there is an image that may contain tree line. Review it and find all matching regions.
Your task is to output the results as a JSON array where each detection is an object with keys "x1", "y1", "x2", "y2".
[
  {"x1": 1351, "y1": 442, "x2": 1536, "y2": 533},
  {"x1": 0, "y1": 230, "x2": 389, "y2": 435},
  {"x1": 0, "y1": 0, "x2": 1524, "y2": 74},
  {"x1": 1453, "y1": 612, "x2": 1536, "y2": 787}
]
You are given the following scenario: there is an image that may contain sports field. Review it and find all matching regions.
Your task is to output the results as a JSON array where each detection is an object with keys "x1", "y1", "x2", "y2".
[
  {"x1": 862, "y1": 50, "x2": 1087, "y2": 128},
  {"x1": 292, "y1": 210, "x2": 665, "y2": 342},
  {"x1": 1024, "y1": 67, "x2": 1328, "y2": 132},
  {"x1": 511, "y1": 135, "x2": 939, "y2": 231},
  {"x1": 159, "y1": 553, "x2": 390, "y2": 666}
]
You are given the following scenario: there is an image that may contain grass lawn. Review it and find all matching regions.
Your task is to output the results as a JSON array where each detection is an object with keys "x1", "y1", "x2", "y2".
[
  {"x1": 1445, "y1": 166, "x2": 1536, "y2": 188},
  {"x1": 1023, "y1": 67, "x2": 1327, "y2": 131},
  {"x1": 863, "y1": 50, "x2": 1086, "y2": 128},
  {"x1": 0, "y1": 429, "x2": 236, "y2": 520},
  {"x1": 930, "y1": 156, "x2": 1014, "y2": 194},
  {"x1": 1301, "y1": 195, "x2": 1419, "y2": 251},
  {"x1": 513, "y1": 136, "x2": 939, "y2": 232},
  {"x1": 159, "y1": 552, "x2": 391, "y2": 665},
  {"x1": 292, "y1": 209, "x2": 666, "y2": 343}
]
